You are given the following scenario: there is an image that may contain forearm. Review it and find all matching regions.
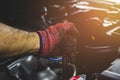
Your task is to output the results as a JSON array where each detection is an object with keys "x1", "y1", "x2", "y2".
[{"x1": 0, "y1": 23, "x2": 40, "y2": 58}]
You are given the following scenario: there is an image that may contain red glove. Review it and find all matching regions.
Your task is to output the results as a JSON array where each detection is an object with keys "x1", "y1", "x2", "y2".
[
  {"x1": 37, "y1": 21, "x2": 78, "y2": 56},
  {"x1": 60, "y1": 33, "x2": 77, "y2": 56}
]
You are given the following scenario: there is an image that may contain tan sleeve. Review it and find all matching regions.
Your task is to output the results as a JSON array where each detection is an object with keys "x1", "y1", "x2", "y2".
[{"x1": 0, "y1": 23, "x2": 40, "y2": 58}]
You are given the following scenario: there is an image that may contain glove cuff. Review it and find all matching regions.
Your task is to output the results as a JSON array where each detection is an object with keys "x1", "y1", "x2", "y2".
[
  {"x1": 37, "y1": 30, "x2": 50, "y2": 56},
  {"x1": 37, "y1": 31, "x2": 43, "y2": 55},
  {"x1": 37, "y1": 27, "x2": 58, "y2": 56}
]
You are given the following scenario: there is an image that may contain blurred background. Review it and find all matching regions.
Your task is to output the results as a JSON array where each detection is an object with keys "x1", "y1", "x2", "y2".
[{"x1": 0, "y1": 0, "x2": 120, "y2": 80}]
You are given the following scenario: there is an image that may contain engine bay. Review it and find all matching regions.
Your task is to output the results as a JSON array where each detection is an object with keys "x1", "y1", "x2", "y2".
[{"x1": 0, "y1": 0, "x2": 120, "y2": 80}]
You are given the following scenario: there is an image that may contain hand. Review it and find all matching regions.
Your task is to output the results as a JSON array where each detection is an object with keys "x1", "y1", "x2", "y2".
[
  {"x1": 62, "y1": 20, "x2": 78, "y2": 35},
  {"x1": 37, "y1": 20, "x2": 78, "y2": 56},
  {"x1": 60, "y1": 22, "x2": 78, "y2": 56}
]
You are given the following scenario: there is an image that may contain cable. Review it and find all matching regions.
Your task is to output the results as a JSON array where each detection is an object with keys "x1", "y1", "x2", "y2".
[{"x1": 67, "y1": 63, "x2": 77, "y2": 76}]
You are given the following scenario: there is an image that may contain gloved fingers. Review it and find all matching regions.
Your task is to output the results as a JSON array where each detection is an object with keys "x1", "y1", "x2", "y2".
[
  {"x1": 60, "y1": 34, "x2": 77, "y2": 56},
  {"x1": 63, "y1": 20, "x2": 79, "y2": 37}
]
